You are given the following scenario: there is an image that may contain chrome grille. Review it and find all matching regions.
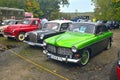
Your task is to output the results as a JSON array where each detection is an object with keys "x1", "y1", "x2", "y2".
[
  {"x1": 58, "y1": 47, "x2": 73, "y2": 55},
  {"x1": 47, "y1": 44, "x2": 56, "y2": 53},
  {"x1": 29, "y1": 33, "x2": 37, "y2": 43},
  {"x1": 46, "y1": 44, "x2": 73, "y2": 56}
]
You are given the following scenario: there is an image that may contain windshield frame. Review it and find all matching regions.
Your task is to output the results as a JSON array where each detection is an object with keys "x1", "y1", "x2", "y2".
[
  {"x1": 22, "y1": 20, "x2": 32, "y2": 25},
  {"x1": 68, "y1": 23, "x2": 96, "y2": 34},
  {"x1": 42, "y1": 22, "x2": 60, "y2": 31}
]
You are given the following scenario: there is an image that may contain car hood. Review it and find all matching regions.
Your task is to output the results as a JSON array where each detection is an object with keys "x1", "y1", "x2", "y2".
[
  {"x1": 46, "y1": 31, "x2": 95, "y2": 48},
  {"x1": 5, "y1": 24, "x2": 30, "y2": 31},
  {"x1": 8, "y1": 24, "x2": 30, "y2": 28}
]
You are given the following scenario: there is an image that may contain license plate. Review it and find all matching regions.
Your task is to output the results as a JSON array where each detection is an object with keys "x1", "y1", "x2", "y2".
[{"x1": 50, "y1": 54, "x2": 63, "y2": 61}]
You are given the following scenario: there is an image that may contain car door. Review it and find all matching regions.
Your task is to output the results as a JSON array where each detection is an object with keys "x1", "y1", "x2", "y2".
[
  {"x1": 31, "y1": 20, "x2": 38, "y2": 29},
  {"x1": 91, "y1": 25, "x2": 109, "y2": 54},
  {"x1": 96, "y1": 25, "x2": 109, "y2": 51}
]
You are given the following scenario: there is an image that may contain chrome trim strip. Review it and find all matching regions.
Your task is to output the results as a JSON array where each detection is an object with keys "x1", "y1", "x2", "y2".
[{"x1": 24, "y1": 41, "x2": 44, "y2": 46}]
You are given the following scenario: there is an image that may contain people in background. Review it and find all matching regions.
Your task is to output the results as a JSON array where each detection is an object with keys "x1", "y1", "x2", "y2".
[{"x1": 41, "y1": 15, "x2": 48, "y2": 27}]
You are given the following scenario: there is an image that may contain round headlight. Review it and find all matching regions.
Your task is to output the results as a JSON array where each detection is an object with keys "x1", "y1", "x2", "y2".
[
  {"x1": 43, "y1": 41, "x2": 47, "y2": 46},
  {"x1": 72, "y1": 46, "x2": 77, "y2": 53},
  {"x1": 40, "y1": 34, "x2": 44, "y2": 39}
]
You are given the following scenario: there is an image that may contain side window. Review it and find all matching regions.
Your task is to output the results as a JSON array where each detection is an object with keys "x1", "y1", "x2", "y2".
[
  {"x1": 32, "y1": 20, "x2": 38, "y2": 25},
  {"x1": 60, "y1": 23, "x2": 69, "y2": 31},
  {"x1": 96, "y1": 25, "x2": 107, "y2": 34},
  {"x1": 96, "y1": 26, "x2": 103, "y2": 34}
]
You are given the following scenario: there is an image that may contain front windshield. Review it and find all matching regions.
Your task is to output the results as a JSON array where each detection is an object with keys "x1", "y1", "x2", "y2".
[
  {"x1": 42, "y1": 23, "x2": 59, "y2": 30},
  {"x1": 22, "y1": 20, "x2": 31, "y2": 24},
  {"x1": 69, "y1": 23, "x2": 95, "y2": 34}
]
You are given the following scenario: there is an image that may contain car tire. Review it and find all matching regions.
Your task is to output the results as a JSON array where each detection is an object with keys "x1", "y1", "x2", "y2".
[
  {"x1": 110, "y1": 62, "x2": 118, "y2": 80},
  {"x1": 17, "y1": 32, "x2": 25, "y2": 41},
  {"x1": 79, "y1": 49, "x2": 90, "y2": 66},
  {"x1": 106, "y1": 39, "x2": 112, "y2": 50}
]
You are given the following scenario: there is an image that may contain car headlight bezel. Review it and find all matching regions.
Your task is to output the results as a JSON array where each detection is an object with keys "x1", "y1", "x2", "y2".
[
  {"x1": 72, "y1": 46, "x2": 77, "y2": 53},
  {"x1": 43, "y1": 41, "x2": 47, "y2": 46},
  {"x1": 40, "y1": 34, "x2": 44, "y2": 39}
]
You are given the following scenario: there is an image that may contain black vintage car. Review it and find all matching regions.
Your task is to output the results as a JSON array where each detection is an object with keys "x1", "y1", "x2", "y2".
[{"x1": 24, "y1": 20, "x2": 73, "y2": 46}]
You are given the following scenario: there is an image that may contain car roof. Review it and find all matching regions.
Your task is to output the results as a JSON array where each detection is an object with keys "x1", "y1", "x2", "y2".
[
  {"x1": 24, "y1": 18, "x2": 40, "y2": 20},
  {"x1": 73, "y1": 22, "x2": 105, "y2": 26},
  {"x1": 48, "y1": 20, "x2": 73, "y2": 24}
]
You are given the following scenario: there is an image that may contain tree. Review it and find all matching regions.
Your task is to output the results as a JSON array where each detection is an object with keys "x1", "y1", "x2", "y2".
[
  {"x1": 38, "y1": 0, "x2": 69, "y2": 20},
  {"x1": 25, "y1": 0, "x2": 43, "y2": 18},
  {"x1": 92, "y1": 0, "x2": 120, "y2": 20},
  {"x1": 0, "y1": 0, "x2": 69, "y2": 19},
  {"x1": 0, "y1": 0, "x2": 26, "y2": 9}
]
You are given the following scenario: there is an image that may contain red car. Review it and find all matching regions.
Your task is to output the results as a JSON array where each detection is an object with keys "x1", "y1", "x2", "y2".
[
  {"x1": 117, "y1": 49, "x2": 120, "y2": 80},
  {"x1": 110, "y1": 49, "x2": 120, "y2": 80},
  {"x1": 4, "y1": 18, "x2": 41, "y2": 41}
]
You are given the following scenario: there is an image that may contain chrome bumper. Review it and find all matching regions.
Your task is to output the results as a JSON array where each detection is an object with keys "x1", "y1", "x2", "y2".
[
  {"x1": 23, "y1": 41, "x2": 44, "y2": 46},
  {"x1": 43, "y1": 50, "x2": 80, "y2": 63},
  {"x1": 4, "y1": 35, "x2": 15, "y2": 38}
]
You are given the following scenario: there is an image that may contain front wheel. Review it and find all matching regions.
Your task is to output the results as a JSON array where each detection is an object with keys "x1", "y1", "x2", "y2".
[
  {"x1": 17, "y1": 32, "x2": 25, "y2": 41},
  {"x1": 79, "y1": 49, "x2": 90, "y2": 66}
]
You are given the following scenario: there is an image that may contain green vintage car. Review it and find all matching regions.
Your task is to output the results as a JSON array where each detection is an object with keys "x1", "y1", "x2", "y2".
[{"x1": 43, "y1": 22, "x2": 113, "y2": 66}]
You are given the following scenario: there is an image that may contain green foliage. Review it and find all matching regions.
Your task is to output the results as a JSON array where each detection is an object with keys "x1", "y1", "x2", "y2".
[
  {"x1": 38, "y1": 0, "x2": 69, "y2": 20},
  {"x1": 25, "y1": 0, "x2": 43, "y2": 18},
  {"x1": 92, "y1": 0, "x2": 120, "y2": 20},
  {"x1": 0, "y1": 0, "x2": 69, "y2": 19},
  {"x1": 0, "y1": 0, "x2": 26, "y2": 9}
]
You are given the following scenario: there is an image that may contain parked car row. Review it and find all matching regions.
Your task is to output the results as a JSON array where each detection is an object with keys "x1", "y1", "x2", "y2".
[
  {"x1": 97, "y1": 20, "x2": 120, "y2": 30},
  {"x1": 0, "y1": 19, "x2": 113, "y2": 66},
  {"x1": 0, "y1": 18, "x2": 119, "y2": 79}
]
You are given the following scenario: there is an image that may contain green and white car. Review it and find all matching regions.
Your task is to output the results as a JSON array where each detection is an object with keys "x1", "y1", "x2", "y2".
[{"x1": 43, "y1": 22, "x2": 113, "y2": 66}]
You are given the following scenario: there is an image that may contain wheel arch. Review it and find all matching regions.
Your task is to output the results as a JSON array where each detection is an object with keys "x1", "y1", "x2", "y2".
[{"x1": 17, "y1": 30, "x2": 26, "y2": 37}]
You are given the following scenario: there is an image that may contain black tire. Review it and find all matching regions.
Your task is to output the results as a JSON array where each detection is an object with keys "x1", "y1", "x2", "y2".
[
  {"x1": 106, "y1": 39, "x2": 112, "y2": 50},
  {"x1": 16, "y1": 32, "x2": 25, "y2": 41},
  {"x1": 79, "y1": 49, "x2": 90, "y2": 66},
  {"x1": 110, "y1": 62, "x2": 118, "y2": 80}
]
